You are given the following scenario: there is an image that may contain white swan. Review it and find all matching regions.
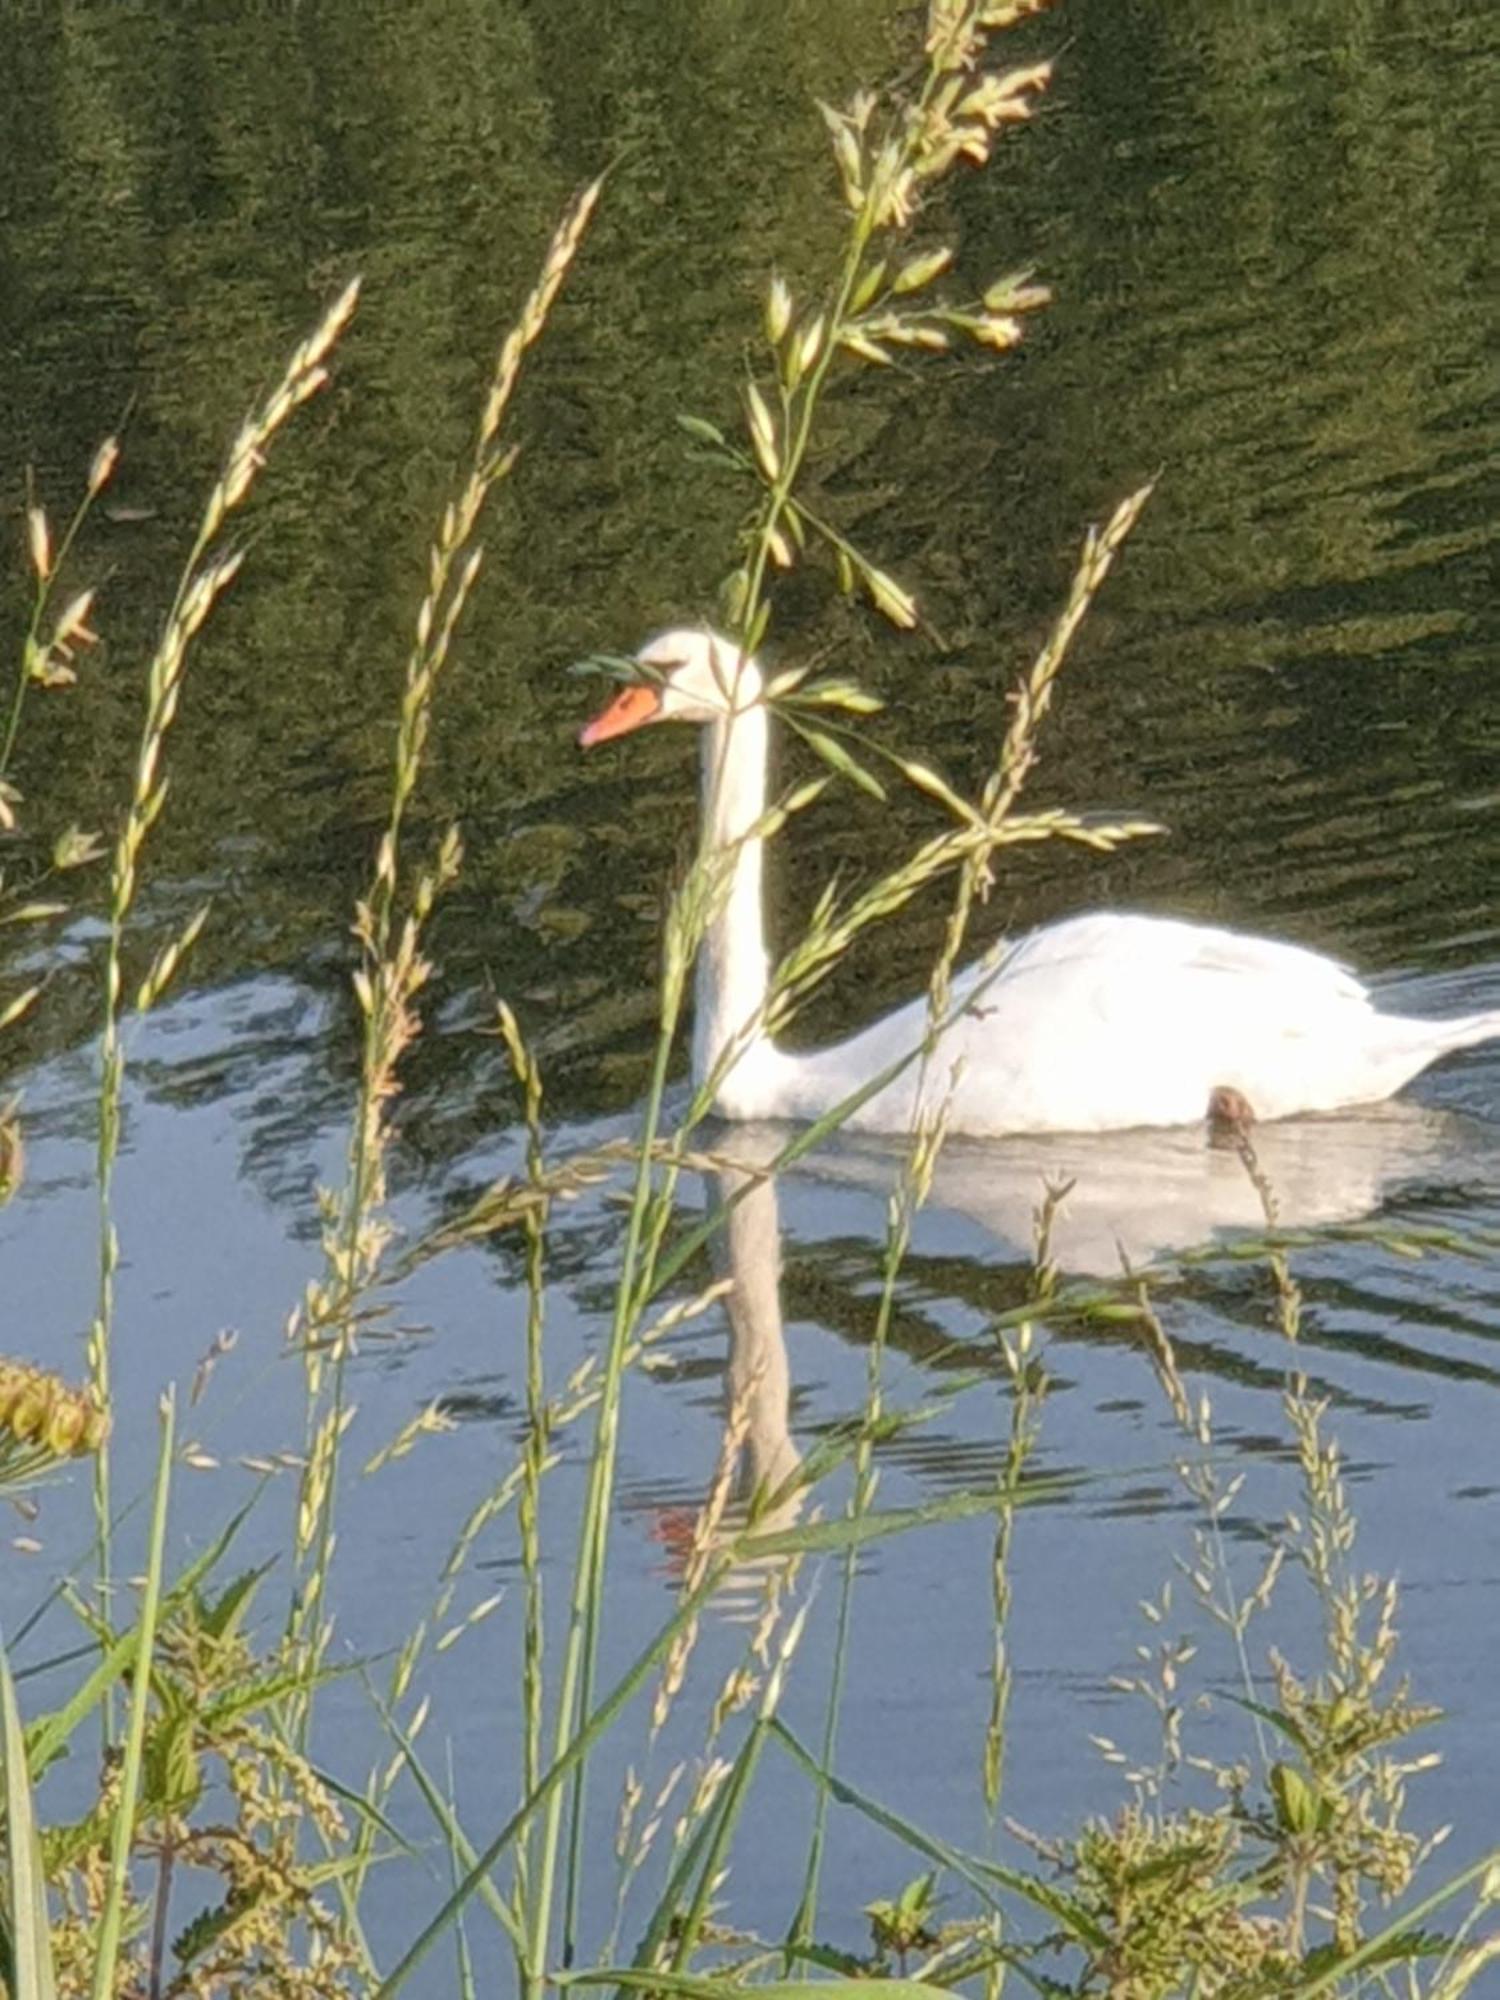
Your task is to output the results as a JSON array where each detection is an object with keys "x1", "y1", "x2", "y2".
[{"x1": 581, "y1": 629, "x2": 1500, "y2": 1136}]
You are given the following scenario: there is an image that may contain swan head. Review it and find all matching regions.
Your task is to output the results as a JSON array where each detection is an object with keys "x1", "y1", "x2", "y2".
[{"x1": 579, "y1": 628, "x2": 762, "y2": 745}]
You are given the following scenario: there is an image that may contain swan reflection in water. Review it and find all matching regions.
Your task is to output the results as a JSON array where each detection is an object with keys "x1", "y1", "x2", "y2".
[
  {"x1": 748, "y1": 1094, "x2": 1497, "y2": 1279},
  {"x1": 660, "y1": 1094, "x2": 1498, "y2": 1596},
  {"x1": 647, "y1": 1149, "x2": 805, "y2": 1606}
]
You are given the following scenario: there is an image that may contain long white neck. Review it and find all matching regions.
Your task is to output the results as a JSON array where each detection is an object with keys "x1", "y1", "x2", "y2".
[{"x1": 693, "y1": 702, "x2": 776, "y2": 1111}]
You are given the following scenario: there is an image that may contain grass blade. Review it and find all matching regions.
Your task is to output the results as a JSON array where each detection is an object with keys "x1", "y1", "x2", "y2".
[
  {"x1": 0, "y1": 1621, "x2": 58, "y2": 2000},
  {"x1": 769, "y1": 1718, "x2": 1110, "y2": 1951},
  {"x1": 89, "y1": 1389, "x2": 175, "y2": 2000},
  {"x1": 375, "y1": 1552, "x2": 734, "y2": 1997},
  {"x1": 365, "y1": 1677, "x2": 527, "y2": 1954}
]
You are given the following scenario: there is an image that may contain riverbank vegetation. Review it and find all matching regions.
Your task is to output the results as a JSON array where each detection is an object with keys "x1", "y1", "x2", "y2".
[{"x1": 2, "y1": 2, "x2": 1497, "y2": 1994}]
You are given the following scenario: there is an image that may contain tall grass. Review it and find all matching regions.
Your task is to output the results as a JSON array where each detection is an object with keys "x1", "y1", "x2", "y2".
[
  {"x1": 0, "y1": 0, "x2": 1497, "y2": 1994},
  {"x1": 90, "y1": 282, "x2": 360, "y2": 1739},
  {"x1": 283, "y1": 177, "x2": 601, "y2": 1757}
]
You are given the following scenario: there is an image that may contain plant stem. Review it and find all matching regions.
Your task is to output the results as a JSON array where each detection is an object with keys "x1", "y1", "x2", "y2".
[
  {"x1": 549, "y1": 969, "x2": 686, "y2": 1970},
  {"x1": 90, "y1": 1389, "x2": 174, "y2": 2000}
]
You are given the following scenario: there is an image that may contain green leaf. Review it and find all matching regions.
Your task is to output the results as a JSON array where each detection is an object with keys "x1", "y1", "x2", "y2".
[
  {"x1": 781, "y1": 1938, "x2": 874, "y2": 1981},
  {"x1": 25, "y1": 1487, "x2": 267, "y2": 1781},
  {"x1": 0, "y1": 1622, "x2": 58, "y2": 2000},
  {"x1": 25, "y1": 1626, "x2": 141, "y2": 1780},
  {"x1": 173, "y1": 1887, "x2": 270, "y2": 1971},
  {"x1": 797, "y1": 679, "x2": 884, "y2": 715},
  {"x1": 198, "y1": 1560, "x2": 274, "y2": 1642},
  {"x1": 308, "y1": 1762, "x2": 415, "y2": 1857},
  {"x1": 1269, "y1": 1761, "x2": 1323, "y2": 1837},
  {"x1": 374, "y1": 1555, "x2": 743, "y2": 1996},
  {"x1": 1298, "y1": 1929, "x2": 1449, "y2": 1980},
  {"x1": 895, "y1": 757, "x2": 980, "y2": 824},
  {"x1": 201, "y1": 1665, "x2": 318, "y2": 1728},
  {"x1": 665, "y1": 1712, "x2": 776, "y2": 1975},
  {"x1": 143, "y1": 1702, "x2": 201, "y2": 1814},
  {"x1": 362, "y1": 1676, "x2": 526, "y2": 1954},
  {"x1": 735, "y1": 1475, "x2": 1076, "y2": 1563},
  {"x1": 769, "y1": 1720, "x2": 1110, "y2": 1951},
  {"x1": 675, "y1": 412, "x2": 729, "y2": 448},
  {"x1": 795, "y1": 725, "x2": 887, "y2": 801},
  {"x1": 898, "y1": 1872, "x2": 938, "y2": 1919},
  {"x1": 36, "y1": 1800, "x2": 114, "y2": 1877},
  {"x1": 1222, "y1": 1693, "x2": 1316, "y2": 1759}
]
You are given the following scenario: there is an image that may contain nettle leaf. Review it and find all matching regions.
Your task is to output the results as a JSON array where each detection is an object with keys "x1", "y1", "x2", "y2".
[
  {"x1": 199, "y1": 1560, "x2": 275, "y2": 1643},
  {"x1": 1224, "y1": 1693, "x2": 1316, "y2": 1759},
  {"x1": 203, "y1": 1664, "x2": 315, "y2": 1729},
  {"x1": 173, "y1": 1887, "x2": 271, "y2": 1971},
  {"x1": 144, "y1": 1704, "x2": 202, "y2": 1812},
  {"x1": 1299, "y1": 1928, "x2": 1451, "y2": 1981}
]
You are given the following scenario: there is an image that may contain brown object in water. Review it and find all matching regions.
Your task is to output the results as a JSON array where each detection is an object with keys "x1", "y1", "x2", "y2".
[{"x1": 1207, "y1": 1084, "x2": 1256, "y2": 1146}]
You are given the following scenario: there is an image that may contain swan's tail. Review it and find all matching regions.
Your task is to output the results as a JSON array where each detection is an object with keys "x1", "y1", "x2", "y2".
[
  {"x1": 1420, "y1": 1007, "x2": 1500, "y2": 1057},
  {"x1": 1344, "y1": 1003, "x2": 1500, "y2": 1112},
  {"x1": 1379, "y1": 1005, "x2": 1500, "y2": 1099}
]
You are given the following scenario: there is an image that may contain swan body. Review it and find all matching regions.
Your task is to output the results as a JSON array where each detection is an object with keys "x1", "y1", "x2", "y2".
[{"x1": 582, "y1": 629, "x2": 1500, "y2": 1137}]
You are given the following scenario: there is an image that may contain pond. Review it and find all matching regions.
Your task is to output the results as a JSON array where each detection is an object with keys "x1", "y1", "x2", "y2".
[{"x1": 3, "y1": 0, "x2": 1499, "y2": 1986}]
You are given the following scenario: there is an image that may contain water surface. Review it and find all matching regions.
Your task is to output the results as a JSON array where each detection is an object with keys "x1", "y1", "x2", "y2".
[{"x1": 3, "y1": 0, "x2": 1499, "y2": 1979}]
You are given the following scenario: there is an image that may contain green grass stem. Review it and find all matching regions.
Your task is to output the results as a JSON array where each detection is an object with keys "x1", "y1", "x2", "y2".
[
  {"x1": 0, "y1": 1621, "x2": 59, "y2": 2000},
  {"x1": 89, "y1": 1387, "x2": 174, "y2": 1998}
]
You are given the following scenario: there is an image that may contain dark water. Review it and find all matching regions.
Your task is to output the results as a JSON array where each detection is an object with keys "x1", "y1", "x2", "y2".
[{"x1": 3, "y1": 0, "x2": 1500, "y2": 1981}]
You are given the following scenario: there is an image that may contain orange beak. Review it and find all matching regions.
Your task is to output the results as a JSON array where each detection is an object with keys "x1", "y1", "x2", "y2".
[{"x1": 579, "y1": 681, "x2": 663, "y2": 747}]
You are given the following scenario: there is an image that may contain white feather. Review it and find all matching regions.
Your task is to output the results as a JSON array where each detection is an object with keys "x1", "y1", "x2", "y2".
[{"x1": 624, "y1": 630, "x2": 1500, "y2": 1136}]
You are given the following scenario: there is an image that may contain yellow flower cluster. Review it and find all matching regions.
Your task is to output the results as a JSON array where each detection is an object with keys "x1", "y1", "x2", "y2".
[{"x1": 0, "y1": 1360, "x2": 109, "y2": 1461}]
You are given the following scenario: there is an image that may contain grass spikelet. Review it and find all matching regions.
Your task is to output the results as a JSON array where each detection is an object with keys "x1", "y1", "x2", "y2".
[
  {"x1": 651, "y1": 1394, "x2": 754, "y2": 1741},
  {"x1": 981, "y1": 480, "x2": 1155, "y2": 834},
  {"x1": 87, "y1": 291, "x2": 356, "y2": 1734},
  {"x1": 282, "y1": 185, "x2": 600, "y2": 1804},
  {"x1": 361, "y1": 1401, "x2": 457, "y2": 1477}
]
